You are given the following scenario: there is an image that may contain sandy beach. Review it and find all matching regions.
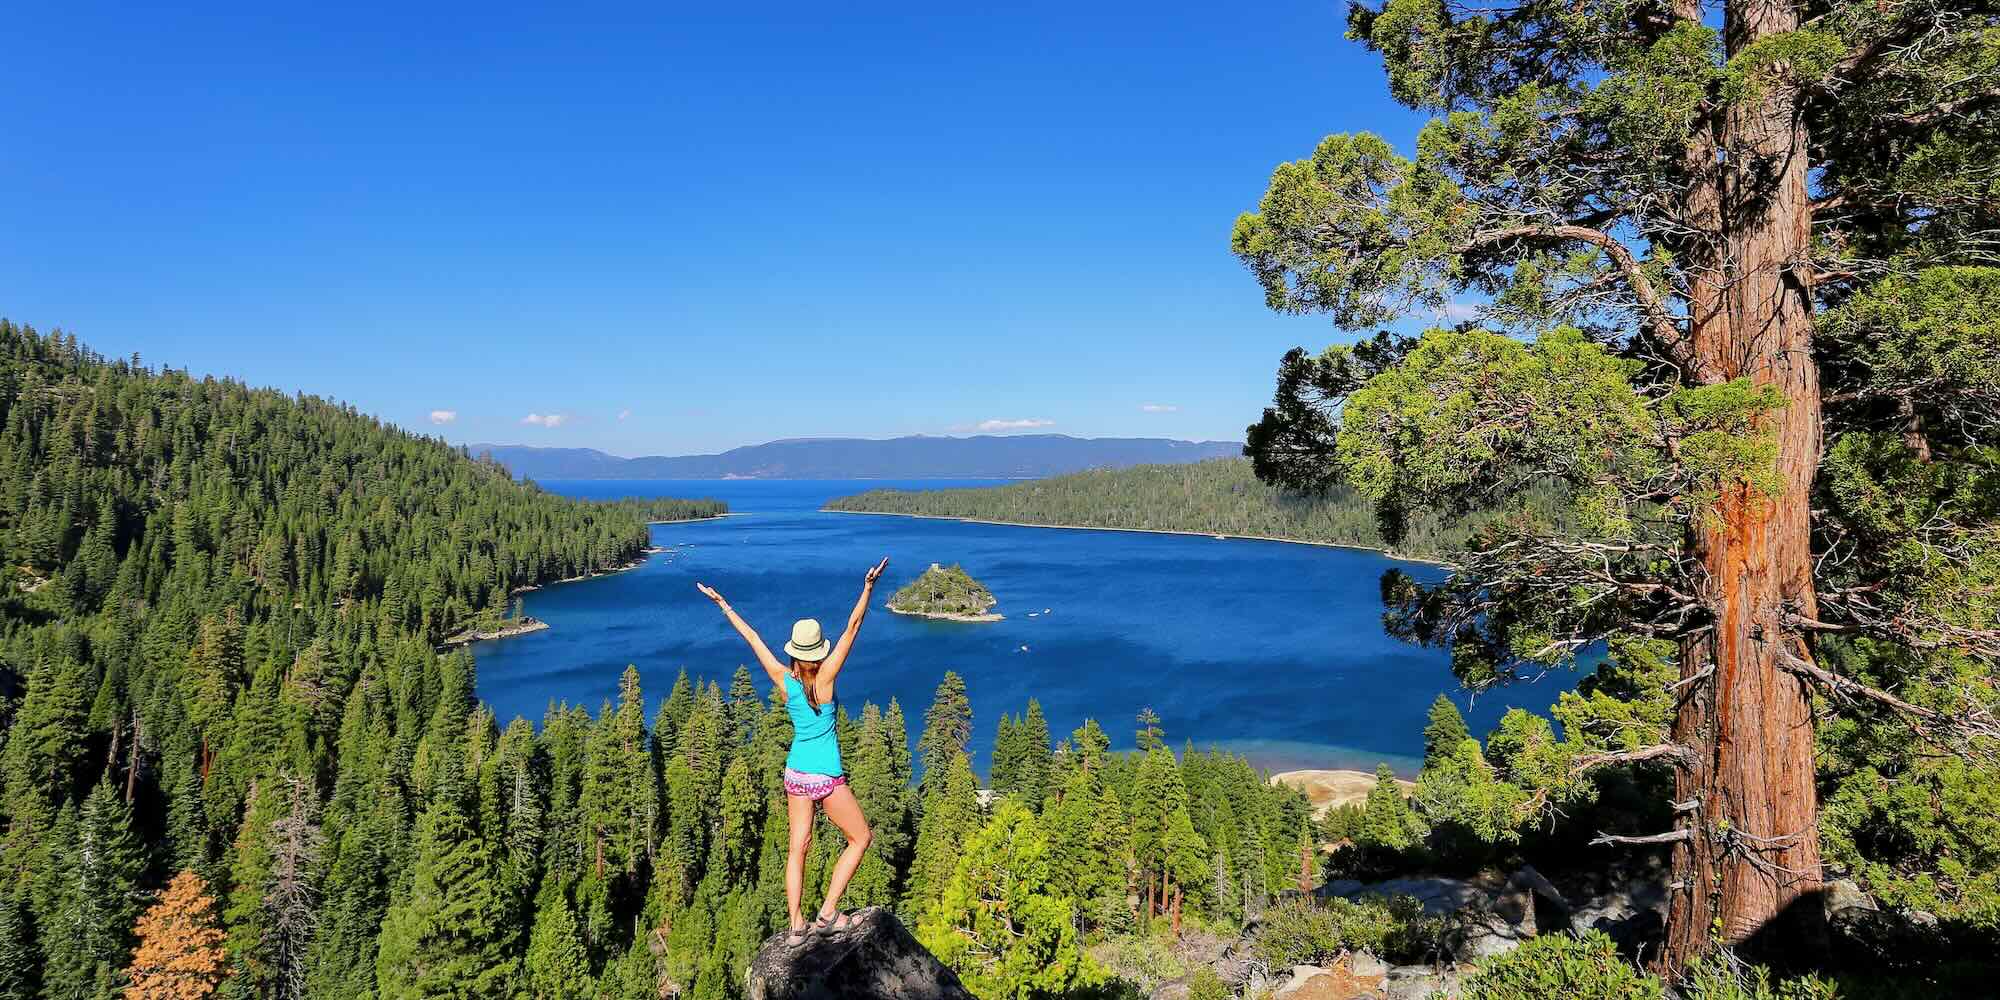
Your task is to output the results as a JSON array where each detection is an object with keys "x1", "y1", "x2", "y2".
[{"x1": 1271, "y1": 768, "x2": 1418, "y2": 817}]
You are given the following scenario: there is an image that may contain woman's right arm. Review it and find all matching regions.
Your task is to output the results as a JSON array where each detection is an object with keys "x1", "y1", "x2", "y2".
[{"x1": 697, "y1": 583, "x2": 787, "y2": 687}]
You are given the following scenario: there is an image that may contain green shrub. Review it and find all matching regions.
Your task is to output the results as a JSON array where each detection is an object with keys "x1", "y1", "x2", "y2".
[
  {"x1": 1187, "y1": 967, "x2": 1230, "y2": 1000},
  {"x1": 1251, "y1": 896, "x2": 1443, "y2": 967},
  {"x1": 1459, "y1": 931, "x2": 1663, "y2": 1000},
  {"x1": 1678, "y1": 953, "x2": 1839, "y2": 1000}
]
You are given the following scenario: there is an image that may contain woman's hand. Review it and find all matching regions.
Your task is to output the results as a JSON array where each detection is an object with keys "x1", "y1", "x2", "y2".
[
  {"x1": 864, "y1": 557, "x2": 888, "y2": 587},
  {"x1": 696, "y1": 582, "x2": 730, "y2": 612}
]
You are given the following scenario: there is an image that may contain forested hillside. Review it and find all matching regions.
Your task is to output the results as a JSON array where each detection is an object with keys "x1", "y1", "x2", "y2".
[
  {"x1": 826, "y1": 458, "x2": 1494, "y2": 561},
  {"x1": 0, "y1": 324, "x2": 1337, "y2": 1000},
  {"x1": 477, "y1": 434, "x2": 1240, "y2": 481},
  {"x1": 0, "y1": 322, "x2": 721, "y2": 998}
]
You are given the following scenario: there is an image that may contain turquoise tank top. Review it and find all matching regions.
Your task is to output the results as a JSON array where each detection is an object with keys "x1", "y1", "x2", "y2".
[{"x1": 783, "y1": 673, "x2": 842, "y2": 777}]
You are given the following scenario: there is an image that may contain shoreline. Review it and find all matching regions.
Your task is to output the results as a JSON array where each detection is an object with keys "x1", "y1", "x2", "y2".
[
  {"x1": 510, "y1": 545, "x2": 665, "y2": 596},
  {"x1": 887, "y1": 604, "x2": 1004, "y2": 623},
  {"x1": 647, "y1": 512, "x2": 742, "y2": 524},
  {"x1": 821, "y1": 508, "x2": 1450, "y2": 567},
  {"x1": 440, "y1": 616, "x2": 550, "y2": 648}
]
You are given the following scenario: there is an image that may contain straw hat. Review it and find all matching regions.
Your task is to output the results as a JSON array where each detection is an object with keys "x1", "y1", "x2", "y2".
[{"x1": 783, "y1": 618, "x2": 831, "y2": 661}]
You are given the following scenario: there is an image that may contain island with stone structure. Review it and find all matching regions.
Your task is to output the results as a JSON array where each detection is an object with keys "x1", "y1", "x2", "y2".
[{"x1": 886, "y1": 563, "x2": 1002, "y2": 622}]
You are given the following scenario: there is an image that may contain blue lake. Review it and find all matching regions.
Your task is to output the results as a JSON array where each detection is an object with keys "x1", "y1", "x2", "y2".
[{"x1": 471, "y1": 479, "x2": 1569, "y2": 777}]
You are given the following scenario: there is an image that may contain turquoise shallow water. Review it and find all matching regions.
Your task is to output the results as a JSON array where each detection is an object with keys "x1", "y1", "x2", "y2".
[{"x1": 471, "y1": 479, "x2": 1569, "y2": 777}]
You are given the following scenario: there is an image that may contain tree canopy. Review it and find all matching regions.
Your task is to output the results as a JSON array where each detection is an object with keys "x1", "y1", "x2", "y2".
[{"x1": 1232, "y1": 0, "x2": 2000, "y2": 970}]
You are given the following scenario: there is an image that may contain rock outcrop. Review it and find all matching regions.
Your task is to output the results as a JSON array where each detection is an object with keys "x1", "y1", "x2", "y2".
[
  {"x1": 1266, "y1": 959, "x2": 1388, "y2": 1000},
  {"x1": 747, "y1": 908, "x2": 972, "y2": 1000}
]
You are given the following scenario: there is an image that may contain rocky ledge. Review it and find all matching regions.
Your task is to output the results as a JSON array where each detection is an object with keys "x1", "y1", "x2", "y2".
[
  {"x1": 438, "y1": 616, "x2": 549, "y2": 647},
  {"x1": 747, "y1": 907, "x2": 972, "y2": 1000}
]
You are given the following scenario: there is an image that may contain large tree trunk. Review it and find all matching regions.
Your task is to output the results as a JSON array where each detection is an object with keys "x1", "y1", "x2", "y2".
[{"x1": 1661, "y1": 0, "x2": 1826, "y2": 969}]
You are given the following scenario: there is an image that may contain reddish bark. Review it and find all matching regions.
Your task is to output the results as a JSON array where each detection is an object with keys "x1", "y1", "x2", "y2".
[{"x1": 1661, "y1": 0, "x2": 1826, "y2": 967}]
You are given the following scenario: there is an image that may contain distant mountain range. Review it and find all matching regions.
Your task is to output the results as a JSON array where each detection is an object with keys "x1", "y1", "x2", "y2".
[{"x1": 469, "y1": 434, "x2": 1243, "y2": 480}]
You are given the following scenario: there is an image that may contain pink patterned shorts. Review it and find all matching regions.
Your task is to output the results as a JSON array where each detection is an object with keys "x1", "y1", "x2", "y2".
[{"x1": 783, "y1": 768, "x2": 846, "y2": 801}]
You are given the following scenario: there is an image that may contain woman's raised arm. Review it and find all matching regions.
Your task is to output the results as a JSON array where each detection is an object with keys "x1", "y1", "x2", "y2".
[
  {"x1": 697, "y1": 583, "x2": 787, "y2": 687},
  {"x1": 816, "y1": 557, "x2": 887, "y2": 696}
]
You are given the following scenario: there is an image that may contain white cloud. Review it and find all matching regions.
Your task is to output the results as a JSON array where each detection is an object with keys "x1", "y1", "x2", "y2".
[
  {"x1": 520, "y1": 412, "x2": 569, "y2": 428},
  {"x1": 428, "y1": 409, "x2": 458, "y2": 425},
  {"x1": 1139, "y1": 403, "x2": 1179, "y2": 414},
  {"x1": 975, "y1": 418, "x2": 1055, "y2": 432},
  {"x1": 1440, "y1": 301, "x2": 1482, "y2": 322},
  {"x1": 617, "y1": 408, "x2": 632, "y2": 421}
]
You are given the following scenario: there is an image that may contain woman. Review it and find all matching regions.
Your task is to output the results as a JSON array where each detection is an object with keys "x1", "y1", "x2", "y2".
[{"x1": 696, "y1": 556, "x2": 886, "y2": 938}]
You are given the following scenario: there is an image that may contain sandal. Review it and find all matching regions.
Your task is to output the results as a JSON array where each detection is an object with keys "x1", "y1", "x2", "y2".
[
  {"x1": 808, "y1": 912, "x2": 838, "y2": 934},
  {"x1": 787, "y1": 920, "x2": 810, "y2": 943}
]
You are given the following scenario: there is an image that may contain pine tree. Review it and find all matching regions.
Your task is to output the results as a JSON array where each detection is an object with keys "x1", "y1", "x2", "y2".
[
  {"x1": 1357, "y1": 765, "x2": 1423, "y2": 855},
  {"x1": 524, "y1": 889, "x2": 593, "y2": 1000},
  {"x1": 906, "y1": 751, "x2": 979, "y2": 914},
  {"x1": 1421, "y1": 695, "x2": 1469, "y2": 768},
  {"x1": 0, "y1": 890, "x2": 38, "y2": 1000},
  {"x1": 1231, "y1": 0, "x2": 2000, "y2": 964},
  {"x1": 304, "y1": 802, "x2": 392, "y2": 1000},
  {"x1": 1, "y1": 642, "x2": 91, "y2": 807},
  {"x1": 1045, "y1": 767, "x2": 1128, "y2": 934},
  {"x1": 839, "y1": 704, "x2": 902, "y2": 907},
  {"x1": 123, "y1": 872, "x2": 230, "y2": 1000},
  {"x1": 726, "y1": 666, "x2": 759, "y2": 749},
  {"x1": 712, "y1": 758, "x2": 760, "y2": 893},
  {"x1": 917, "y1": 801, "x2": 1100, "y2": 1000},
  {"x1": 45, "y1": 777, "x2": 149, "y2": 1000},
  {"x1": 1134, "y1": 708, "x2": 1164, "y2": 752},
  {"x1": 223, "y1": 778, "x2": 285, "y2": 990},
  {"x1": 1130, "y1": 745, "x2": 1189, "y2": 919},
  {"x1": 654, "y1": 670, "x2": 695, "y2": 761},
  {"x1": 1015, "y1": 700, "x2": 1052, "y2": 812},
  {"x1": 990, "y1": 714, "x2": 1021, "y2": 797},
  {"x1": 374, "y1": 799, "x2": 517, "y2": 1000},
  {"x1": 262, "y1": 779, "x2": 322, "y2": 1000},
  {"x1": 916, "y1": 672, "x2": 972, "y2": 797}
]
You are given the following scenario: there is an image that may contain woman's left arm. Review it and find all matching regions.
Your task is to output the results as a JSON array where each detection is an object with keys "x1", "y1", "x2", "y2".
[{"x1": 817, "y1": 557, "x2": 887, "y2": 695}]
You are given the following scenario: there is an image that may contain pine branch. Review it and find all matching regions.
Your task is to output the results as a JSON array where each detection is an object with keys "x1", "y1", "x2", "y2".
[
  {"x1": 1590, "y1": 829, "x2": 1693, "y2": 847},
  {"x1": 1571, "y1": 743, "x2": 1700, "y2": 775},
  {"x1": 1469, "y1": 223, "x2": 1704, "y2": 380}
]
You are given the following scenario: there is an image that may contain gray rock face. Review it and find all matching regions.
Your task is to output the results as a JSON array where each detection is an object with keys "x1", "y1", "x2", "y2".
[
  {"x1": 1384, "y1": 964, "x2": 1457, "y2": 1000},
  {"x1": 1322, "y1": 869, "x2": 1556, "y2": 961},
  {"x1": 1349, "y1": 951, "x2": 1388, "y2": 978},
  {"x1": 1569, "y1": 873, "x2": 1669, "y2": 948},
  {"x1": 1324, "y1": 876, "x2": 1487, "y2": 917},
  {"x1": 1824, "y1": 878, "x2": 1877, "y2": 917},
  {"x1": 746, "y1": 908, "x2": 972, "y2": 1000}
]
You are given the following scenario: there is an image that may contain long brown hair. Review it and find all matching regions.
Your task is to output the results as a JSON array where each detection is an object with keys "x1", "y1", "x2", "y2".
[{"x1": 790, "y1": 657, "x2": 825, "y2": 711}]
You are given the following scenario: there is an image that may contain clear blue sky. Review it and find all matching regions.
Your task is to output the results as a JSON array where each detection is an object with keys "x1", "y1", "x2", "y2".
[{"x1": 1, "y1": 2, "x2": 1432, "y2": 455}]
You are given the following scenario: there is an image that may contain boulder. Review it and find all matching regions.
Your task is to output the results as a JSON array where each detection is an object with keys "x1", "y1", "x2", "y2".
[
  {"x1": 1824, "y1": 878, "x2": 1876, "y2": 918},
  {"x1": 1451, "y1": 878, "x2": 1536, "y2": 960},
  {"x1": 1325, "y1": 876, "x2": 1484, "y2": 917},
  {"x1": 1507, "y1": 865, "x2": 1569, "y2": 916},
  {"x1": 1384, "y1": 965, "x2": 1456, "y2": 1000},
  {"x1": 1325, "y1": 873, "x2": 1540, "y2": 961},
  {"x1": 747, "y1": 907, "x2": 973, "y2": 1000},
  {"x1": 1349, "y1": 951, "x2": 1388, "y2": 979},
  {"x1": 1269, "y1": 961, "x2": 1386, "y2": 1000},
  {"x1": 1568, "y1": 872, "x2": 1668, "y2": 949}
]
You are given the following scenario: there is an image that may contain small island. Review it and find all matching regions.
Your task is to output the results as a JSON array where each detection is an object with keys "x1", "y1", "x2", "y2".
[{"x1": 887, "y1": 563, "x2": 1002, "y2": 622}]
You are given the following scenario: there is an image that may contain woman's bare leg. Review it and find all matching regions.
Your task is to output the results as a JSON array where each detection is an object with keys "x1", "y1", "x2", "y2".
[
  {"x1": 785, "y1": 793, "x2": 814, "y2": 931},
  {"x1": 815, "y1": 784, "x2": 872, "y2": 925}
]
